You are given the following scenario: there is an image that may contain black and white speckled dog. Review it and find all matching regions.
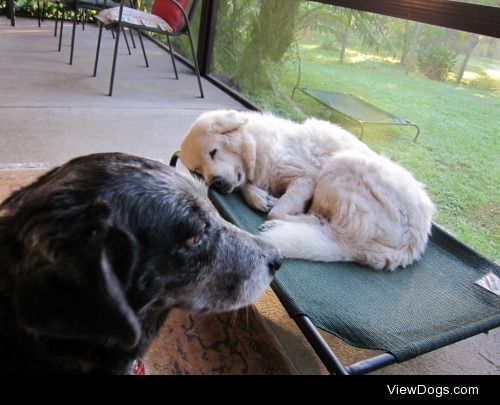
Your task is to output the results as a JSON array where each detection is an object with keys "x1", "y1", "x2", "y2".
[{"x1": 0, "y1": 153, "x2": 281, "y2": 374}]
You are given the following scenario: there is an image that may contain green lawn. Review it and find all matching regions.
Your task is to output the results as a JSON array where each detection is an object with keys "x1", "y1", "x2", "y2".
[{"x1": 241, "y1": 47, "x2": 500, "y2": 262}]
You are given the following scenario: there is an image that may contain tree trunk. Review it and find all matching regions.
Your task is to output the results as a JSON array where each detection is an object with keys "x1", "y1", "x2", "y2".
[
  {"x1": 214, "y1": 0, "x2": 252, "y2": 75},
  {"x1": 400, "y1": 20, "x2": 411, "y2": 65},
  {"x1": 339, "y1": 30, "x2": 348, "y2": 63},
  {"x1": 234, "y1": 0, "x2": 300, "y2": 91},
  {"x1": 405, "y1": 22, "x2": 423, "y2": 75},
  {"x1": 338, "y1": 15, "x2": 352, "y2": 64},
  {"x1": 455, "y1": 34, "x2": 480, "y2": 85},
  {"x1": 485, "y1": 36, "x2": 497, "y2": 58}
]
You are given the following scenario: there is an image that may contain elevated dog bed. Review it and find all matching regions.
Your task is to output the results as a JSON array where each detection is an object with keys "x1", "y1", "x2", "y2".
[
  {"x1": 206, "y1": 189, "x2": 500, "y2": 374},
  {"x1": 298, "y1": 88, "x2": 420, "y2": 142}
]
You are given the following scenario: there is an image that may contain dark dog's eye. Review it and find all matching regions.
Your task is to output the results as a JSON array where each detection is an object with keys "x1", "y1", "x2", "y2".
[
  {"x1": 209, "y1": 149, "x2": 217, "y2": 160},
  {"x1": 185, "y1": 224, "x2": 207, "y2": 248},
  {"x1": 185, "y1": 233, "x2": 203, "y2": 248}
]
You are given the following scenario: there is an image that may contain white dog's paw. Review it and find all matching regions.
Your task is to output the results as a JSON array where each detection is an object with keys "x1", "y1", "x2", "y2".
[
  {"x1": 244, "y1": 185, "x2": 278, "y2": 213},
  {"x1": 262, "y1": 194, "x2": 279, "y2": 213},
  {"x1": 258, "y1": 219, "x2": 281, "y2": 233},
  {"x1": 258, "y1": 220, "x2": 294, "y2": 257}
]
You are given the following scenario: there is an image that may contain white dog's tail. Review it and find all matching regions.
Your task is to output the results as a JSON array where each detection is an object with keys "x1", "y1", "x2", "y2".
[
  {"x1": 259, "y1": 218, "x2": 425, "y2": 270},
  {"x1": 258, "y1": 219, "x2": 354, "y2": 263}
]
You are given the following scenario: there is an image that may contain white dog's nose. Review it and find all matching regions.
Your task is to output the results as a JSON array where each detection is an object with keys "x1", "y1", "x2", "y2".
[
  {"x1": 210, "y1": 176, "x2": 224, "y2": 189},
  {"x1": 210, "y1": 176, "x2": 232, "y2": 193}
]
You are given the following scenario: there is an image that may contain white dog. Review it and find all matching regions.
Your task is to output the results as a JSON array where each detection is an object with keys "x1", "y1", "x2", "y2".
[{"x1": 180, "y1": 110, "x2": 435, "y2": 270}]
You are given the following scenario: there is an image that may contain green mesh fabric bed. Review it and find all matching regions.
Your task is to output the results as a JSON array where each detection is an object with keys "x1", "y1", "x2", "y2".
[{"x1": 209, "y1": 190, "x2": 500, "y2": 372}]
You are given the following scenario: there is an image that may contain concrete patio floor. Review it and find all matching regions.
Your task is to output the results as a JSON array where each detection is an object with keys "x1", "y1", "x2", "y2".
[
  {"x1": 1, "y1": 17, "x2": 498, "y2": 375},
  {"x1": 0, "y1": 17, "x2": 241, "y2": 166}
]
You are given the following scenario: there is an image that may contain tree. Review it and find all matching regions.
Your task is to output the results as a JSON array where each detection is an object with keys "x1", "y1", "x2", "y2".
[
  {"x1": 211, "y1": 0, "x2": 258, "y2": 77},
  {"x1": 233, "y1": 0, "x2": 301, "y2": 91},
  {"x1": 454, "y1": 0, "x2": 499, "y2": 85},
  {"x1": 306, "y1": 6, "x2": 379, "y2": 63},
  {"x1": 399, "y1": 21, "x2": 412, "y2": 65},
  {"x1": 455, "y1": 33, "x2": 481, "y2": 85},
  {"x1": 405, "y1": 22, "x2": 423, "y2": 74}
]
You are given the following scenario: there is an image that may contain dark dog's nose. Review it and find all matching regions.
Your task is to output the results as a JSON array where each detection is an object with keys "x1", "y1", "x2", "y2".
[
  {"x1": 210, "y1": 176, "x2": 228, "y2": 193},
  {"x1": 268, "y1": 254, "x2": 283, "y2": 275}
]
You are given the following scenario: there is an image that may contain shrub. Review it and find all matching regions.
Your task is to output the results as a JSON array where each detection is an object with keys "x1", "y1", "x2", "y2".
[{"x1": 417, "y1": 45, "x2": 457, "y2": 81}]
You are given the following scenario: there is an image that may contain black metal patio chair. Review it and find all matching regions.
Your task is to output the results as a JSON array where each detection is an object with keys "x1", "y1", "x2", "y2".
[
  {"x1": 5, "y1": 0, "x2": 15, "y2": 26},
  {"x1": 35, "y1": 0, "x2": 126, "y2": 65},
  {"x1": 93, "y1": 0, "x2": 203, "y2": 97}
]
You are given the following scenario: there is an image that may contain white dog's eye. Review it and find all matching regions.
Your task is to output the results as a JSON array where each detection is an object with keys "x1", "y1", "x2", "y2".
[{"x1": 209, "y1": 149, "x2": 217, "y2": 160}]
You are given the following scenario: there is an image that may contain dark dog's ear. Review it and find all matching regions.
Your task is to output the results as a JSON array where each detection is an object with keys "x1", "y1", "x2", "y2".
[
  {"x1": 103, "y1": 226, "x2": 139, "y2": 291},
  {"x1": 14, "y1": 203, "x2": 141, "y2": 350}
]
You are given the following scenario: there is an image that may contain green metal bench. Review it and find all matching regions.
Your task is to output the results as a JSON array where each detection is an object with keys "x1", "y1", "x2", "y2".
[
  {"x1": 298, "y1": 88, "x2": 420, "y2": 142},
  {"x1": 170, "y1": 153, "x2": 500, "y2": 375}
]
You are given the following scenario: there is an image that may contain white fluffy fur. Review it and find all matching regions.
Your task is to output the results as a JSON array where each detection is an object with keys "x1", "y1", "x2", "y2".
[{"x1": 180, "y1": 110, "x2": 436, "y2": 270}]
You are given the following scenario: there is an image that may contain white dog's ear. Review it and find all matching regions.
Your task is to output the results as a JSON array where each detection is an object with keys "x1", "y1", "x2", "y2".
[
  {"x1": 221, "y1": 130, "x2": 257, "y2": 183},
  {"x1": 209, "y1": 110, "x2": 248, "y2": 135}
]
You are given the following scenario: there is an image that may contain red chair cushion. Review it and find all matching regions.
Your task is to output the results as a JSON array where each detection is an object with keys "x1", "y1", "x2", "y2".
[{"x1": 152, "y1": 0, "x2": 191, "y2": 32}]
